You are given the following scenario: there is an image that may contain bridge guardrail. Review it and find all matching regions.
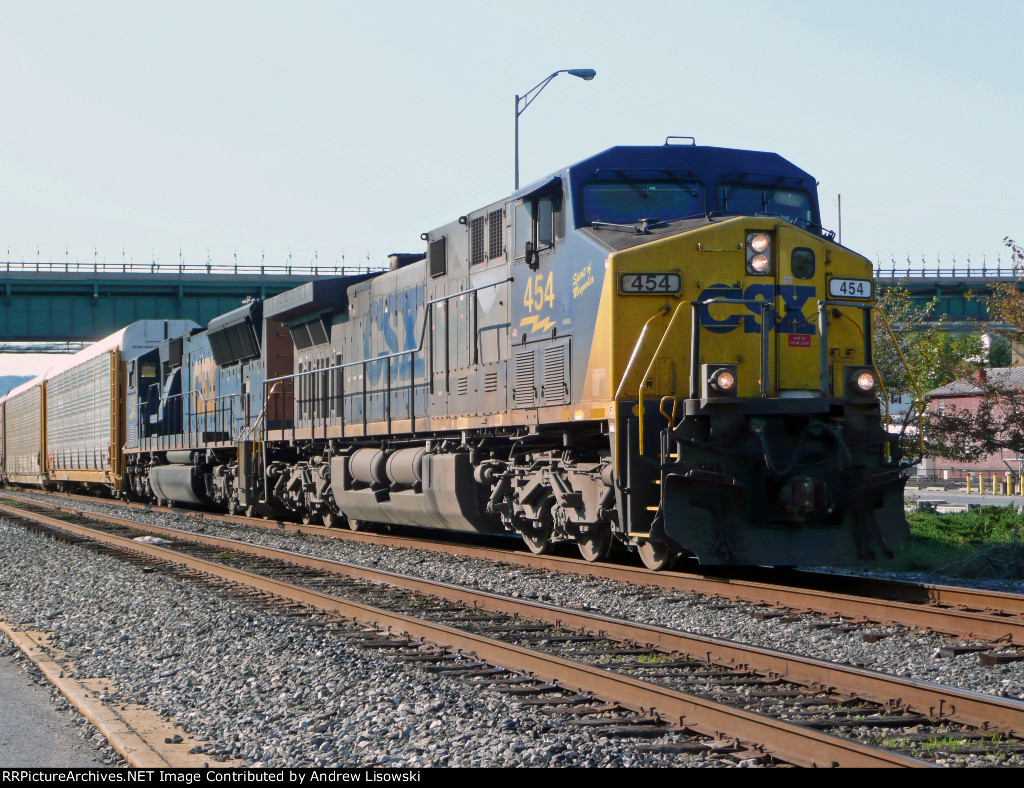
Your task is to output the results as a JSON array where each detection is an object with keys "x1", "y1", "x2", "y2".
[
  {"x1": 874, "y1": 264, "x2": 1021, "y2": 280},
  {"x1": 0, "y1": 260, "x2": 386, "y2": 277}
]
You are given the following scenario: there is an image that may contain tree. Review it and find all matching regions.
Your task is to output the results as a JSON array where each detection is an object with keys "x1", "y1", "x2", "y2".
[
  {"x1": 872, "y1": 281, "x2": 941, "y2": 402},
  {"x1": 988, "y1": 334, "x2": 1013, "y2": 367},
  {"x1": 872, "y1": 284, "x2": 982, "y2": 401},
  {"x1": 926, "y1": 238, "x2": 1024, "y2": 462},
  {"x1": 984, "y1": 238, "x2": 1024, "y2": 331}
]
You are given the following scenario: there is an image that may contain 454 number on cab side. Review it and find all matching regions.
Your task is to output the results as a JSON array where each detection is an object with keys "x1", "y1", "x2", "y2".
[{"x1": 523, "y1": 272, "x2": 555, "y2": 313}]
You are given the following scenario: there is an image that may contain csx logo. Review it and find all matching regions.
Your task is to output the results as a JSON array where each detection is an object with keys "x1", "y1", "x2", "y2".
[{"x1": 699, "y1": 284, "x2": 817, "y2": 335}]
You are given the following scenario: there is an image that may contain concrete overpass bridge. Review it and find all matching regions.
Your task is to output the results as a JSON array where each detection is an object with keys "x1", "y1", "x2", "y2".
[
  {"x1": 1, "y1": 258, "x2": 1019, "y2": 352},
  {"x1": 0, "y1": 259, "x2": 382, "y2": 352},
  {"x1": 874, "y1": 262, "x2": 1022, "y2": 325}
]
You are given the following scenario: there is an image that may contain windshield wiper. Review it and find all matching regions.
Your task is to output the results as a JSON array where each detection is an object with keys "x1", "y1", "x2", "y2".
[
  {"x1": 591, "y1": 213, "x2": 713, "y2": 234},
  {"x1": 591, "y1": 221, "x2": 648, "y2": 234},
  {"x1": 608, "y1": 169, "x2": 649, "y2": 200}
]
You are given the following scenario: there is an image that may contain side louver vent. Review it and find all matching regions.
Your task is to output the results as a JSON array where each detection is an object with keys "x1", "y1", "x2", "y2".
[
  {"x1": 542, "y1": 344, "x2": 568, "y2": 403},
  {"x1": 483, "y1": 371, "x2": 499, "y2": 393},
  {"x1": 512, "y1": 350, "x2": 536, "y2": 407}
]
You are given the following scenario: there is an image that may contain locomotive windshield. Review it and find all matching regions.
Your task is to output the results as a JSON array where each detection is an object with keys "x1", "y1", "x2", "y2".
[
  {"x1": 718, "y1": 185, "x2": 815, "y2": 228},
  {"x1": 581, "y1": 181, "x2": 705, "y2": 225}
]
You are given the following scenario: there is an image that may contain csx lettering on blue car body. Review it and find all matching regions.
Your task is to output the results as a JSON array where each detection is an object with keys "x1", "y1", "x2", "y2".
[{"x1": 363, "y1": 285, "x2": 426, "y2": 383}]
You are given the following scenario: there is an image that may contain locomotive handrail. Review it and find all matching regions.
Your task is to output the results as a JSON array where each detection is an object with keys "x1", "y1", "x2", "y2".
[
  {"x1": 185, "y1": 389, "x2": 246, "y2": 438},
  {"x1": 815, "y1": 299, "x2": 874, "y2": 397},
  {"x1": 612, "y1": 305, "x2": 672, "y2": 487},
  {"x1": 238, "y1": 382, "x2": 280, "y2": 444},
  {"x1": 817, "y1": 298, "x2": 925, "y2": 462},
  {"x1": 261, "y1": 277, "x2": 514, "y2": 440},
  {"x1": 636, "y1": 296, "x2": 775, "y2": 459},
  {"x1": 689, "y1": 297, "x2": 775, "y2": 401},
  {"x1": 261, "y1": 278, "x2": 515, "y2": 387},
  {"x1": 237, "y1": 381, "x2": 282, "y2": 505},
  {"x1": 139, "y1": 388, "x2": 246, "y2": 448},
  {"x1": 636, "y1": 302, "x2": 687, "y2": 456},
  {"x1": 613, "y1": 306, "x2": 672, "y2": 400}
]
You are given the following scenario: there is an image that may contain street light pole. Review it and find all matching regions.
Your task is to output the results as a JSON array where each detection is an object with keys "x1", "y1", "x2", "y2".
[{"x1": 515, "y1": 68, "x2": 596, "y2": 190}]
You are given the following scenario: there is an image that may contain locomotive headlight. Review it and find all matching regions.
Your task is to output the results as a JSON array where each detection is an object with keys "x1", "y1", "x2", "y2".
[
  {"x1": 746, "y1": 232, "x2": 773, "y2": 275},
  {"x1": 711, "y1": 368, "x2": 736, "y2": 392},
  {"x1": 750, "y1": 234, "x2": 770, "y2": 253},
  {"x1": 701, "y1": 364, "x2": 739, "y2": 399},
  {"x1": 750, "y1": 254, "x2": 770, "y2": 273},
  {"x1": 844, "y1": 366, "x2": 878, "y2": 399}
]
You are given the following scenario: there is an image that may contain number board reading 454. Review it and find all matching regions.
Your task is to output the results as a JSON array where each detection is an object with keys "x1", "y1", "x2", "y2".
[
  {"x1": 620, "y1": 273, "x2": 682, "y2": 294},
  {"x1": 828, "y1": 278, "x2": 872, "y2": 299}
]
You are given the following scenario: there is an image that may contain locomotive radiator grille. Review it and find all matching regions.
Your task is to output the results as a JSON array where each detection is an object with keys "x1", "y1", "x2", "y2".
[
  {"x1": 470, "y1": 216, "x2": 487, "y2": 265},
  {"x1": 488, "y1": 209, "x2": 503, "y2": 260}
]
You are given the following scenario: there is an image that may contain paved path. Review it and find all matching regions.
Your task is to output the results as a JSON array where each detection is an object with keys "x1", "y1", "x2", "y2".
[
  {"x1": 0, "y1": 653, "x2": 107, "y2": 767},
  {"x1": 908, "y1": 488, "x2": 1024, "y2": 511}
]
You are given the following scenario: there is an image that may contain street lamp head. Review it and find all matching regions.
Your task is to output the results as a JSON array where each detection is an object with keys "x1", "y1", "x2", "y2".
[{"x1": 515, "y1": 68, "x2": 597, "y2": 188}]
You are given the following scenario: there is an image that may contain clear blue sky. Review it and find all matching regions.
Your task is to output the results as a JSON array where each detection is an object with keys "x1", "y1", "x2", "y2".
[{"x1": 1, "y1": 1, "x2": 1022, "y2": 374}]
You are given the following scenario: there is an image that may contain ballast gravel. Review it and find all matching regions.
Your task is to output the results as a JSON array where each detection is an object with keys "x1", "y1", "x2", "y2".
[
  {"x1": 5, "y1": 491, "x2": 1024, "y2": 767},
  {"x1": 0, "y1": 514, "x2": 728, "y2": 768}
]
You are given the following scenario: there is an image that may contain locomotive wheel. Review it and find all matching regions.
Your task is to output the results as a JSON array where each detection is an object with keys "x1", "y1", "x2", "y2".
[
  {"x1": 638, "y1": 539, "x2": 675, "y2": 572},
  {"x1": 577, "y1": 527, "x2": 614, "y2": 563},
  {"x1": 522, "y1": 524, "x2": 552, "y2": 555},
  {"x1": 348, "y1": 518, "x2": 366, "y2": 532},
  {"x1": 522, "y1": 497, "x2": 558, "y2": 555},
  {"x1": 302, "y1": 512, "x2": 322, "y2": 525},
  {"x1": 521, "y1": 503, "x2": 555, "y2": 554},
  {"x1": 322, "y1": 511, "x2": 341, "y2": 529}
]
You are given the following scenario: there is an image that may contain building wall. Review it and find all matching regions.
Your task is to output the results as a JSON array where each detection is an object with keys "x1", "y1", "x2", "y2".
[{"x1": 927, "y1": 394, "x2": 1024, "y2": 474}]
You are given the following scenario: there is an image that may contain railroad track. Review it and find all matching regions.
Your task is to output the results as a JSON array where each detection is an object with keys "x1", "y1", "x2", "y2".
[
  {"x1": 18, "y1": 491, "x2": 1024, "y2": 654},
  {"x1": 3, "y1": 498, "x2": 1024, "y2": 767}
]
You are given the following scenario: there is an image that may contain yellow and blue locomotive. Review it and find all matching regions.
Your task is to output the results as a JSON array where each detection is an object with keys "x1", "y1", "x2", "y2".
[
  {"x1": 245, "y1": 140, "x2": 907, "y2": 567},
  {"x1": 21, "y1": 140, "x2": 909, "y2": 569}
]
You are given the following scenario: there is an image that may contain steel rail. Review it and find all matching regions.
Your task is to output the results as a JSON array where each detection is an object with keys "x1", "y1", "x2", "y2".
[
  {"x1": 0, "y1": 501, "x2": 931, "y2": 768},
  {"x1": 5, "y1": 499, "x2": 1023, "y2": 741},
  {"x1": 17, "y1": 492, "x2": 1024, "y2": 644}
]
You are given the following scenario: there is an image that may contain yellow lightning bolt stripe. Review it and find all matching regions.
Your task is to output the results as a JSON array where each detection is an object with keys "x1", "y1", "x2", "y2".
[{"x1": 519, "y1": 316, "x2": 556, "y2": 333}]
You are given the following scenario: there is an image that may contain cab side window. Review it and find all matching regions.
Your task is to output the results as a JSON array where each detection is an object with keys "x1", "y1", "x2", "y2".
[{"x1": 514, "y1": 182, "x2": 565, "y2": 263}]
